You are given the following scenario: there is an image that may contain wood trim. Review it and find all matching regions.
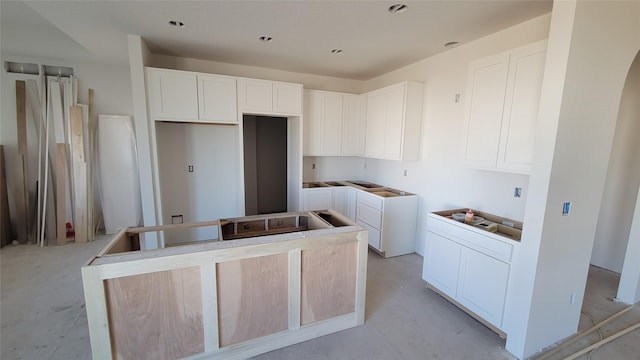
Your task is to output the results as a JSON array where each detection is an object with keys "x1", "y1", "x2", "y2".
[
  {"x1": 81, "y1": 266, "x2": 113, "y2": 359},
  {"x1": 0, "y1": 146, "x2": 11, "y2": 247},
  {"x1": 201, "y1": 262, "x2": 219, "y2": 351},
  {"x1": 15, "y1": 80, "x2": 30, "y2": 244},
  {"x1": 56, "y1": 143, "x2": 68, "y2": 245},
  {"x1": 125, "y1": 220, "x2": 220, "y2": 234},
  {"x1": 288, "y1": 249, "x2": 301, "y2": 330}
]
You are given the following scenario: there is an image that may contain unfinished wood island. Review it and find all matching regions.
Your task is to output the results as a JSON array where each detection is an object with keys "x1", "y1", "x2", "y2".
[{"x1": 81, "y1": 210, "x2": 368, "y2": 360}]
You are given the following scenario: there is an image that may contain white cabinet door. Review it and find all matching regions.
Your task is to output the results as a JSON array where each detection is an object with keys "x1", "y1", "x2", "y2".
[
  {"x1": 457, "y1": 247, "x2": 510, "y2": 328},
  {"x1": 273, "y1": 82, "x2": 302, "y2": 115},
  {"x1": 365, "y1": 89, "x2": 386, "y2": 158},
  {"x1": 197, "y1": 74, "x2": 237, "y2": 123},
  {"x1": 238, "y1": 79, "x2": 273, "y2": 113},
  {"x1": 364, "y1": 82, "x2": 423, "y2": 161},
  {"x1": 342, "y1": 94, "x2": 366, "y2": 156},
  {"x1": 358, "y1": 220, "x2": 382, "y2": 250},
  {"x1": 302, "y1": 189, "x2": 333, "y2": 211},
  {"x1": 303, "y1": 91, "x2": 323, "y2": 155},
  {"x1": 238, "y1": 79, "x2": 302, "y2": 115},
  {"x1": 303, "y1": 90, "x2": 343, "y2": 156},
  {"x1": 463, "y1": 40, "x2": 547, "y2": 174},
  {"x1": 423, "y1": 231, "x2": 462, "y2": 299},
  {"x1": 497, "y1": 41, "x2": 547, "y2": 173},
  {"x1": 332, "y1": 187, "x2": 349, "y2": 216},
  {"x1": 147, "y1": 68, "x2": 199, "y2": 121},
  {"x1": 322, "y1": 93, "x2": 343, "y2": 155},
  {"x1": 383, "y1": 84, "x2": 406, "y2": 160},
  {"x1": 463, "y1": 52, "x2": 510, "y2": 169},
  {"x1": 346, "y1": 187, "x2": 357, "y2": 221}
]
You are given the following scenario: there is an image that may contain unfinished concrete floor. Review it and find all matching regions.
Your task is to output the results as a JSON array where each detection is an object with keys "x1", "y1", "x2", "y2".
[{"x1": 1, "y1": 235, "x2": 638, "y2": 360}]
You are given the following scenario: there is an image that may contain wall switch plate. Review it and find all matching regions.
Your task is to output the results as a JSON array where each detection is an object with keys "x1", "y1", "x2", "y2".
[
  {"x1": 514, "y1": 187, "x2": 522, "y2": 198},
  {"x1": 312, "y1": 163, "x2": 316, "y2": 170},
  {"x1": 455, "y1": 93, "x2": 461, "y2": 103},
  {"x1": 404, "y1": 170, "x2": 408, "y2": 176},
  {"x1": 562, "y1": 202, "x2": 571, "y2": 216}
]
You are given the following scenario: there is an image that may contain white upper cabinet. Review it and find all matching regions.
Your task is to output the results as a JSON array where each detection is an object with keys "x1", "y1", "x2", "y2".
[
  {"x1": 197, "y1": 74, "x2": 237, "y2": 123},
  {"x1": 146, "y1": 67, "x2": 237, "y2": 123},
  {"x1": 238, "y1": 78, "x2": 302, "y2": 115},
  {"x1": 303, "y1": 90, "x2": 343, "y2": 156},
  {"x1": 147, "y1": 68, "x2": 199, "y2": 121},
  {"x1": 342, "y1": 94, "x2": 366, "y2": 156},
  {"x1": 463, "y1": 40, "x2": 547, "y2": 174},
  {"x1": 304, "y1": 90, "x2": 365, "y2": 157},
  {"x1": 364, "y1": 81, "x2": 424, "y2": 161}
]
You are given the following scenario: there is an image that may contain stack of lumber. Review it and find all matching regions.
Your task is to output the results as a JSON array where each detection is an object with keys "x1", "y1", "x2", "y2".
[{"x1": 10, "y1": 77, "x2": 97, "y2": 246}]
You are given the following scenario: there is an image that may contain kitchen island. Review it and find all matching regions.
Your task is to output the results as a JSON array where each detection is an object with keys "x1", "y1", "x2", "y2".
[{"x1": 81, "y1": 210, "x2": 368, "y2": 360}]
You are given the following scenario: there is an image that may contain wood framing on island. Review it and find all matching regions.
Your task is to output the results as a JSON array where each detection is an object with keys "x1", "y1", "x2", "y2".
[{"x1": 81, "y1": 210, "x2": 368, "y2": 360}]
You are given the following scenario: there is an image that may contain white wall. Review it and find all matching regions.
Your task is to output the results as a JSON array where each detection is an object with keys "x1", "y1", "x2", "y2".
[
  {"x1": 505, "y1": 1, "x2": 640, "y2": 358},
  {"x1": 592, "y1": 53, "x2": 640, "y2": 273},
  {"x1": 1, "y1": 54, "x2": 132, "y2": 238},
  {"x1": 155, "y1": 122, "x2": 241, "y2": 244}
]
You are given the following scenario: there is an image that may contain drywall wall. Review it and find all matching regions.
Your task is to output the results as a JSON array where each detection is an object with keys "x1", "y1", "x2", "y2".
[
  {"x1": 1, "y1": 54, "x2": 132, "y2": 240},
  {"x1": 302, "y1": 156, "x2": 365, "y2": 182},
  {"x1": 150, "y1": 55, "x2": 365, "y2": 94},
  {"x1": 305, "y1": 13, "x2": 552, "y2": 255},
  {"x1": 618, "y1": 186, "x2": 640, "y2": 304},
  {"x1": 505, "y1": 1, "x2": 640, "y2": 358},
  {"x1": 156, "y1": 122, "x2": 241, "y2": 244},
  {"x1": 592, "y1": 53, "x2": 640, "y2": 273}
]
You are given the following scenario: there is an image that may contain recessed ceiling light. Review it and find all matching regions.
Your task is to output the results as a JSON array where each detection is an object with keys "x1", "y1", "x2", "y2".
[
  {"x1": 388, "y1": 4, "x2": 408, "y2": 14},
  {"x1": 331, "y1": 49, "x2": 343, "y2": 54},
  {"x1": 168, "y1": 20, "x2": 186, "y2": 29},
  {"x1": 444, "y1": 41, "x2": 460, "y2": 49},
  {"x1": 259, "y1": 36, "x2": 273, "y2": 42}
]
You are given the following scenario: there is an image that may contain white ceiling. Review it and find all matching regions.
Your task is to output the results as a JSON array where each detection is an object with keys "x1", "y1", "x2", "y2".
[{"x1": 1, "y1": 0, "x2": 552, "y2": 80}]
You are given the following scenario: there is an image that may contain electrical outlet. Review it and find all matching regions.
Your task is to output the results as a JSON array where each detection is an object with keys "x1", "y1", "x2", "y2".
[
  {"x1": 312, "y1": 163, "x2": 316, "y2": 170},
  {"x1": 188, "y1": 165, "x2": 194, "y2": 173},
  {"x1": 404, "y1": 170, "x2": 408, "y2": 176},
  {"x1": 514, "y1": 187, "x2": 522, "y2": 198},
  {"x1": 562, "y1": 202, "x2": 571, "y2": 216},
  {"x1": 364, "y1": 163, "x2": 367, "y2": 169},
  {"x1": 455, "y1": 93, "x2": 461, "y2": 103}
]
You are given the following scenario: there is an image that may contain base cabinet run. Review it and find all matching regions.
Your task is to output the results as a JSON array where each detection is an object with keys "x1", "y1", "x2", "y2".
[{"x1": 422, "y1": 211, "x2": 520, "y2": 335}]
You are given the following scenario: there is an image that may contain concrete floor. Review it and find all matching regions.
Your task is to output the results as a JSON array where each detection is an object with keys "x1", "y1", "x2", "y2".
[{"x1": 1, "y1": 235, "x2": 638, "y2": 360}]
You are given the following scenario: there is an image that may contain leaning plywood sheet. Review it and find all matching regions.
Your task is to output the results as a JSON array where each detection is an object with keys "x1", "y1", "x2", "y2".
[
  {"x1": 15, "y1": 80, "x2": 30, "y2": 244},
  {"x1": 71, "y1": 106, "x2": 87, "y2": 242},
  {"x1": 1, "y1": 146, "x2": 12, "y2": 247}
]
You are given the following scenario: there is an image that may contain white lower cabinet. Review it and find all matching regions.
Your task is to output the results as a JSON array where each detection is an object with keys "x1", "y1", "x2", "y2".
[
  {"x1": 355, "y1": 191, "x2": 418, "y2": 258},
  {"x1": 301, "y1": 188, "x2": 333, "y2": 211},
  {"x1": 423, "y1": 232, "x2": 462, "y2": 299},
  {"x1": 422, "y1": 212, "x2": 519, "y2": 333},
  {"x1": 332, "y1": 187, "x2": 349, "y2": 217},
  {"x1": 457, "y1": 247, "x2": 510, "y2": 327}
]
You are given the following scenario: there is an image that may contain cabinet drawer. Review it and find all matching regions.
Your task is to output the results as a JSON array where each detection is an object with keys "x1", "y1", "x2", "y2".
[
  {"x1": 357, "y1": 220, "x2": 381, "y2": 250},
  {"x1": 428, "y1": 216, "x2": 513, "y2": 263},
  {"x1": 356, "y1": 203, "x2": 382, "y2": 229},
  {"x1": 356, "y1": 191, "x2": 383, "y2": 210}
]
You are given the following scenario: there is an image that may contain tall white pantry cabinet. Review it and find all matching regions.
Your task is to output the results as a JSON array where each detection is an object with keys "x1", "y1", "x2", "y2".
[{"x1": 463, "y1": 40, "x2": 547, "y2": 174}]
